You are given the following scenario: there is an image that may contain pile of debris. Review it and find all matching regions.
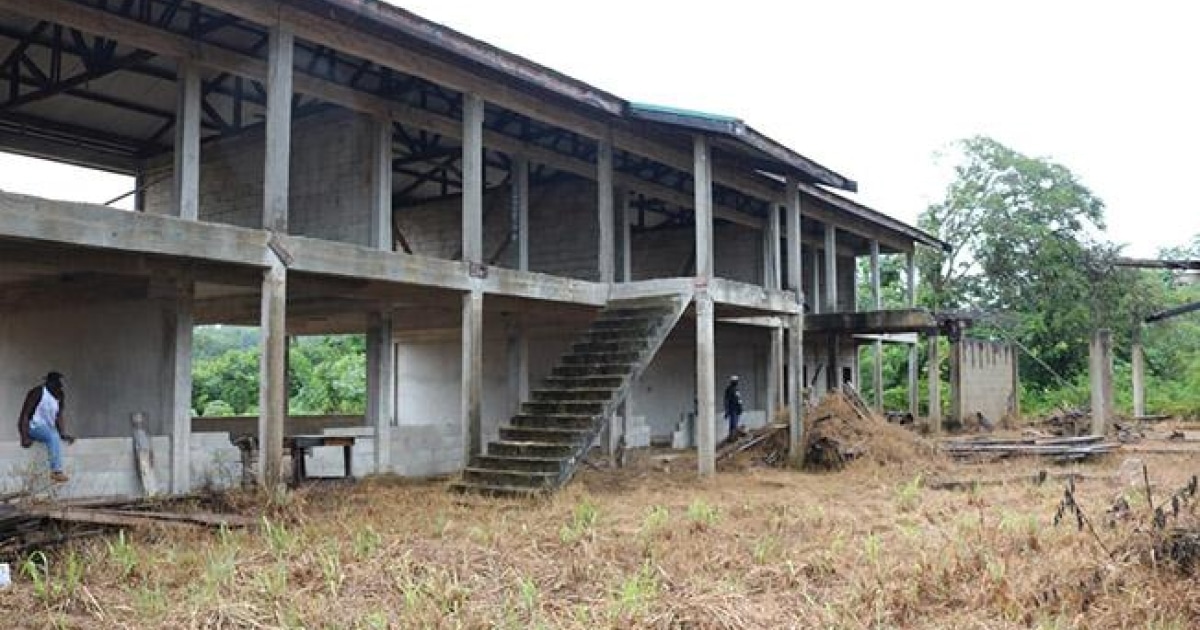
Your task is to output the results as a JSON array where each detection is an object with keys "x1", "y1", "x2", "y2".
[
  {"x1": 940, "y1": 434, "x2": 1118, "y2": 462},
  {"x1": 802, "y1": 389, "x2": 939, "y2": 470},
  {"x1": 0, "y1": 493, "x2": 253, "y2": 559}
]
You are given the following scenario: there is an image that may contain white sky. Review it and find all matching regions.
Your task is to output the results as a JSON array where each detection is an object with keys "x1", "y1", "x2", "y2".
[{"x1": 2, "y1": 0, "x2": 1196, "y2": 255}]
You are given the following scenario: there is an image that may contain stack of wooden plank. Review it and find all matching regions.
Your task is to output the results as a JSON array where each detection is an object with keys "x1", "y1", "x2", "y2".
[
  {"x1": 940, "y1": 435, "x2": 1118, "y2": 462},
  {"x1": 0, "y1": 495, "x2": 253, "y2": 559}
]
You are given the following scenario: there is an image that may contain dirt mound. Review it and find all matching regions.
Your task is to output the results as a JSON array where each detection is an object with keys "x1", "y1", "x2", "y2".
[{"x1": 803, "y1": 392, "x2": 940, "y2": 471}]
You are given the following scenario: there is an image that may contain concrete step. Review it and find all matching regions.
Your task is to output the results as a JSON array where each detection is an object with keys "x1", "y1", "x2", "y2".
[
  {"x1": 462, "y1": 467, "x2": 559, "y2": 488},
  {"x1": 521, "y1": 400, "x2": 606, "y2": 415},
  {"x1": 543, "y1": 375, "x2": 625, "y2": 389},
  {"x1": 488, "y1": 440, "x2": 577, "y2": 458},
  {"x1": 599, "y1": 306, "x2": 673, "y2": 320},
  {"x1": 560, "y1": 350, "x2": 641, "y2": 365},
  {"x1": 579, "y1": 328, "x2": 653, "y2": 343},
  {"x1": 471, "y1": 455, "x2": 566, "y2": 474},
  {"x1": 512, "y1": 414, "x2": 597, "y2": 430},
  {"x1": 590, "y1": 318, "x2": 658, "y2": 332},
  {"x1": 499, "y1": 425, "x2": 592, "y2": 444},
  {"x1": 448, "y1": 481, "x2": 546, "y2": 498},
  {"x1": 551, "y1": 363, "x2": 634, "y2": 377},
  {"x1": 572, "y1": 339, "x2": 648, "y2": 354},
  {"x1": 530, "y1": 388, "x2": 616, "y2": 402}
]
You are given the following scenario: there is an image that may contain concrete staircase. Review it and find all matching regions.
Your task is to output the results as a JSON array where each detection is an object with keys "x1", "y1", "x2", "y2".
[{"x1": 451, "y1": 296, "x2": 688, "y2": 497}]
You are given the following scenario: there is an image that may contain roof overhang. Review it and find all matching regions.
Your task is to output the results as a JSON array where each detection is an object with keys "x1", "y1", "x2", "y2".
[{"x1": 628, "y1": 103, "x2": 857, "y2": 192}]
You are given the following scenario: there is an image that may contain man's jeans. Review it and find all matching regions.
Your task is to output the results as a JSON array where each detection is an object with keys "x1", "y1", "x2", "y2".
[
  {"x1": 28, "y1": 423, "x2": 63, "y2": 473},
  {"x1": 725, "y1": 411, "x2": 741, "y2": 437}
]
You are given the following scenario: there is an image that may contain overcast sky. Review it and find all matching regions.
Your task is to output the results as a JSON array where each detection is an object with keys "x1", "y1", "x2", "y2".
[{"x1": 2, "y1": 1, "x2": 1195, "y2": 255}]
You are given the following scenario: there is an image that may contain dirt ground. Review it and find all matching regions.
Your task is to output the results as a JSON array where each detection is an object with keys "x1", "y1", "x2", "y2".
[{"x1": 2, "y1": 446, "x2": 1199, "y2": 629}]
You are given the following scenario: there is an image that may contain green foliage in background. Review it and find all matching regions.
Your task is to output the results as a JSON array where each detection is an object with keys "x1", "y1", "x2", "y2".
[{"x1": 191, "y1": 328, "x2": 366, "y2": 417}]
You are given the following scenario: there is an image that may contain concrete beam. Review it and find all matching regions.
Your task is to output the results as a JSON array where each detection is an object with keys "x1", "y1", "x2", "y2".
[
  {"x1": 171, "y1": 59, "x2": 201, "y2": 221},
  {"x1": 804, "y1": 308, "x2": 937, "y2": 335},
  {"x1": 708, "y1": 278, "x2": 800, "y2": 314},
  {"x1": 263, "y1": 25, "x2": 294, "y2": 233}
]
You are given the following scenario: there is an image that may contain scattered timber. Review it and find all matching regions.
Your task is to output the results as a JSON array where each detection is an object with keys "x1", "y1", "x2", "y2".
[
  {"x1": 929, "y1": 470, "x2": 1117, "y2": 491},
  {"x1": 940, "y1": 435, "x2": 1118, "y2": 462}
]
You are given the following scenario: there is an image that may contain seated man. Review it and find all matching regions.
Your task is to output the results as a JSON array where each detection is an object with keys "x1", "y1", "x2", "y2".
[{"x1": 17, "y1": 371, "x2": 76, "y2": 483}]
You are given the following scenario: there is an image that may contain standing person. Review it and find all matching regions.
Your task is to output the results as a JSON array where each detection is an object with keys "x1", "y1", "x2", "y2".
[
  {"x1": 723, "y1": 375, "x2": 743, "y2": 440},
  {"x1": 17, "y1": 372, "x2": 76, "y2": 483}
]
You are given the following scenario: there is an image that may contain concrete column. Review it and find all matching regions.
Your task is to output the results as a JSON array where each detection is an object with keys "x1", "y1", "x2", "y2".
[
  {"x1": 258, "y1": 254, "x2": 288, "y2": 488},
  {"x1": 949, "y1": 338, "x2": 962, "y2": 422},
  {"x1": 172, "y1": 59, "x2": 201, "y2": 221},
  {"x1": 513, "y1": 155, "x2": 529, "y2": 271},
  {"x1": 1132, "y1": 329, "x2": 1146, "y2": 418},
  {"x1": 906, "y1": 251, "x2": 918, "y2": 414},
  {"x1": 696, "y1": 291, "x2": 716, "y2": 476},
  {"x1": 928, "y1": 334, "x2": 941, "y2": 432},
  {"x1": 1089, "y1": 329, "x2": 1114, "y2": 436},
  {"x1": 619, "y1": 190, "x2": 632, "y2": 281},
  {"x1": 262, "y1": 25, "x2": 293, "y2": 233},
  {"x1": 597, "y1": 133, "x2": 615, "y2": 283},
  {"x1": 784, "y1": 177, "x2": 804, "y2": 460},
  {"x1": 870, "y1": 240, "x2": 883, "y2": 410},
  {"x1": 168, "y1": 283, "x2": 194, "y2": 494},
  {"x1": 767, "y1": 326, "x2": 783, "y2": 417},
  {"x1": 764, "y1": 204, "x2": 782, "y2": 290},
  {"x1": 823, "y1": 223, "x2": 838, "y2": 312},
  {"x1": 369, "y1": 118, "x2": 393, "y2": 251},
  {"x1": 461, "y1": 290, "x2": 484, "y2": 461},
  {"x1": 506, "y1": 319, "x2": 530, "y2": 412},
  {"x1": 693, "y1": 135, "x2": 714, "y2": 281},
  {"x1": 693, "y1": 134, "x2": 715, "y2": 476},
  {"x1": 810, "y1": 248, "x2": 822, "y2": 315},
  {"x1": 367, "y1": 314, "x2": 393, "y2": 474},
  {"x1": 462, "y1": 93, "x2": 484, "y2": 264}
]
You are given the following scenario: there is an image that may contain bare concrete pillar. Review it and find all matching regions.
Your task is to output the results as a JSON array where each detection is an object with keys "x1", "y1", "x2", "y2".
[
  {"x1": 949, "y1": 338, "x2": 962, "y2": 423},
  {"x1": 367, "y1": 314, "x2": 393, "y2": 474},
  {"x1": 870, "y1": 240, "x2": 883, "y2": 410},
  {"x1": 258, "y1": 255, "x2": 287, "y2": 488},
  {"x1": 597, "y1": 133, "x2": 615, "y2": 283},
  {"x1": 764, "y1": 204, "x2": 781, "y2": 290},
  {"x1": 462, "y1": 93, "x2": 484, "y2": 264},
  {"x1": 767, "y1": 325, "x2": 783, "y2": 420},
  {"x1": 693, "y1": 134, "x2": 715, "y2": 476},
  {"x1": 1090, "y1": 329, "x2": 1114, "y2": 436},
  {"x1": 167, "y1": 282, "x2": 194, "y2": 494},
  {"x1": 262, "y1": 25, "x2": 293, "y2": 233},
  {"x1": 906, "y1": 251, "x2": 918, "y2": 415},
  {"x1": 928, "y1": 334, "x2": 941, "y2": 432},
  {"x1": 506, "y1": 319, "x2": 530, "y2": 411},
  {"x1": 513, "y1": 155, "x2": 530, "y2": 271},
  {"x1": 462, "y1": 290, "x2": 484, "y2": 462},
  {"x1": 810, "y1": 248, "x2": 822, "y2": 315},
  {"x1": 619, "y1": 190, "x2": 632, "y2": 282},
  {"x1": 823, "y1": 224, "x2": 838, "y2": 312},
  {"x1": 369, "y1": 118, "x2": 393, "y2": 251},
  {"x1": 172, "y1": 59, "x2": 201, "y2": 221},
  {"x1": 1132, "y1": 329, "x2": 1146, "y2": 418},
  {"x1": 784, "y1": 178, "x2": 804, "y2": 461}
]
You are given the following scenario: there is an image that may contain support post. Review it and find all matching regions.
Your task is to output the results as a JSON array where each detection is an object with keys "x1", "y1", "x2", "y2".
[
  {"x1": 513, "y1": 155, "x2": 529, "y2": 271},
  {"x1": 785, "y1": 177, "x2": 804, "y2": 461},
  {"x1": 369, "y1": 118, "x2": 393, "y2": 250},
  {"x1": 1090, "y1": 329, "x2": 1114, "y2": 436},
  {"x1": 262, "y1": 25, "x2": 293, "y2": 233},
  {"x1": 172, "y1": 59, "x2": 201, "y2": 220},
  {"x1": 506, "y1": 319, "x2": 530, "y2": 413},
  {"x1": 823, "y1": 223, "x2": 838, "y2": 312},
  {"x1": 810, "y1": 248, "x2": 822, "y2": 315},
  {"x1": 870, "y1": 240, "x2": 882, "y2": 411},
  {"x1": 928, "y1": 334, "x2": 941, "y2": 433},
  {"x1": 461, "y1": 93, "x2": 484, "y2": 264},
  {"x1": 597, "y1": 133, "x2": 615, "y2": 283},
  {"x1": 258, "y1": 255, "x2": 287, "y2": 488},
  {"x1": 168, "y1": 282, "x2": 194, "y2": 494},
  {"x1": 1132, "y1": 328, "x2": 1146, "y2": 418},
  {"x1": 906, "y1": 251, "x2": 918, "y2": 415},
  {"x1": 619, "y1": 190, "x2": 632, "y2": 281},
  {"x1": 461, "y1": 290, "x2": 484, "y2": 462},
  {"x1": 693, "y1": 134, "x2": 715, "y2": 476},
  {"x1": 366, "y1": 313, "x2": 393, "y2": 474},
  {"x1": 767, "y1": 326, "x2": 783, "y2": 420},
  {"x1": 764, "y1": 203, "x2": 782, "y2": 290}
]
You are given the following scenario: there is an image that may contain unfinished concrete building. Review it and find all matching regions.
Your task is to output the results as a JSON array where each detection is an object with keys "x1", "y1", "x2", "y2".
[{"x1": 0, "y1": 0, "x2": 947, "y2": 497}]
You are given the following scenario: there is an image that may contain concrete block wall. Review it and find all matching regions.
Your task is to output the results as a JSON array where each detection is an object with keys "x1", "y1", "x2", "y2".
[
  {"x1": 0, "y1": 435, "x2": 170, "y2": 498},
  {"x1": 954, "y1": 339, "x2": 1018, "y2": 422},
  {"x1": 145, "y1": 109, "x2": 375, "y2": 246},
  {"x1": 0, "y1": 299, "x2": 174, "y2": 438},
  {"x1": 803, "y1": 335, "x2": 859, "y2": 394},
  {"x1": 631, "y1": 223, "x2": 762, "y2": 283}
]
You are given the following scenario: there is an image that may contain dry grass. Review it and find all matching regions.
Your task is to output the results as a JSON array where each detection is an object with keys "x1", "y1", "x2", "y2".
[{"x1": 2, "y1": 451, "x2": 1200, "y2": 629}]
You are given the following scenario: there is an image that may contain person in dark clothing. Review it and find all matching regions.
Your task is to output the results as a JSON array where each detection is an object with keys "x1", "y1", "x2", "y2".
[
  {"x1": 723, "y1": 375, "x2": 743, "y2": 439},
  {"x1": 17, "y1": 371, "x2": 75, "y2": 483}
]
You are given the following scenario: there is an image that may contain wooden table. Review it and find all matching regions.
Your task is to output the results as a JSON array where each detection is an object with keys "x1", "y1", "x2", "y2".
[{"x1": 283, "y1": 435, "x2": 356, "y2": 484}]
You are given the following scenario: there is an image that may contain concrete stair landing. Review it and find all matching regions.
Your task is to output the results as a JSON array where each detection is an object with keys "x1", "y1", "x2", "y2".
[{"x1": 451, "y1": 297, "x2": 686, "y2": 497}]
